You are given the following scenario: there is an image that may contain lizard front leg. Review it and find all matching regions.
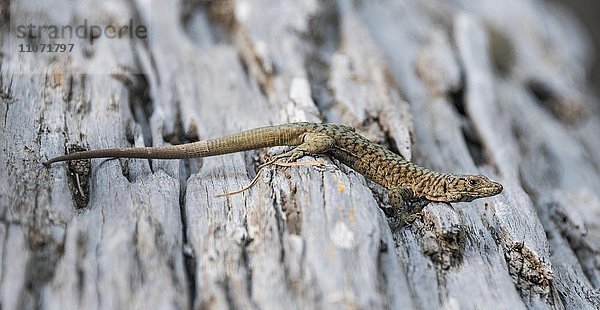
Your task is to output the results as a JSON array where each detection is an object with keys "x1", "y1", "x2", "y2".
[{"x1": 387, "y1": 187, "x2": 425, "y2": 228}]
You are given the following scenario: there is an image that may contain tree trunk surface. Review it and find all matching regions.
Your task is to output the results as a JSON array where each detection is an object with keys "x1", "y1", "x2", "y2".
[{"x1": 1, "y1": 0, "x2": 599, "y2": 309}]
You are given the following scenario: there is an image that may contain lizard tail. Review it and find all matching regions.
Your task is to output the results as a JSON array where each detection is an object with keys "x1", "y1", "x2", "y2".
[
  {"x1": 43, "y1": 142, "x2": 209, "y2": 166},
  {"x1": 44, "y1": 124, "x2": 305, "y2": 166}
]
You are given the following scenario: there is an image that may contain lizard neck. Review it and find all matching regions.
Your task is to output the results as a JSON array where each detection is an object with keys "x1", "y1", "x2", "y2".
[
  {"x1": 391, "y1": 161, "x2": 452, "y2": 201},
  {"x1": 327, "y1": 145, "x2": 450, "y2": 199}
]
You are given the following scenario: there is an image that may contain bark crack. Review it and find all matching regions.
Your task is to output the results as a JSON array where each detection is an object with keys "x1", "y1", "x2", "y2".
[{"x1": 302, "y1": 0, "x2": 340, "y2": 119}]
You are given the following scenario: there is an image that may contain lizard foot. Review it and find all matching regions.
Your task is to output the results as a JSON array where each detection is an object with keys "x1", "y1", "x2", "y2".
[
  {"x1": 266, "y1": 148, "x2": 308, "y2": 164},
  {"x1": 256, "y1": 150, "x2": 305, "y2": 170},
  {"x1": 215, "y1": 156, "x2": 322, "y2": 198}
]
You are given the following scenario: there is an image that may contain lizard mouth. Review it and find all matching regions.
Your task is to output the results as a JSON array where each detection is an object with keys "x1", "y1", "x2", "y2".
[
  {"x1": 451, "y1": 182, "x2": 503, "y2": 202},
  {"x1": 486, "y1": 181, "x2": 504, "y2": 195},
  {"x1": 426, "y1": 182, "x2": 504, "y2": 202},
  {"x1": 466, "y1": 182, "x2": 504, "y2": 199}
]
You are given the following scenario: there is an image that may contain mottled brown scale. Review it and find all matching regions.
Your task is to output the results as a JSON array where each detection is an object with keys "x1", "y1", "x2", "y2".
[{"x1": 45, "y1": 122, "x2": 503, "y2": 210}]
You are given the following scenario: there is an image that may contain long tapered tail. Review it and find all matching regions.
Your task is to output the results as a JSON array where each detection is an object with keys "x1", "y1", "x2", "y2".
[{"x1": 44, "y1": 124, "x2": 306, "y2": 166}]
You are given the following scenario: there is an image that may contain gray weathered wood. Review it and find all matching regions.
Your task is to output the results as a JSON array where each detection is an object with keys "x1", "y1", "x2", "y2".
[{"x1": 1, "y1": 0, "x2": 599, "y2": 309}]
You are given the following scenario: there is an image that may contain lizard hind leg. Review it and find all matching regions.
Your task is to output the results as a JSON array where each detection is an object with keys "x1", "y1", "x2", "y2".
[
  {"x1": 259, "y1": 132, "x2": 335, "y2": 169},
  {"x1": 216, "y1": 132, "x2": 335, "y2": 197}
]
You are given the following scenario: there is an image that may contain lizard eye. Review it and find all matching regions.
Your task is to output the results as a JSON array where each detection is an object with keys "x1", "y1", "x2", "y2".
[{"x1": 469, "y1": 179, "x2": 478, "y2": 186}]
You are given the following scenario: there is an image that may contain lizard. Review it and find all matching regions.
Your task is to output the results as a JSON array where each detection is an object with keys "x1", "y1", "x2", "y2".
[{"x1": 44, "y1": 122, "x2": 503, "y2": 226}]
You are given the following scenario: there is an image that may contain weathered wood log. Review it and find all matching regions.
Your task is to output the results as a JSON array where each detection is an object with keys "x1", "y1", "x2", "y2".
[{"x1": 1, "y1": 0, "x2": 599, "y2": 309}]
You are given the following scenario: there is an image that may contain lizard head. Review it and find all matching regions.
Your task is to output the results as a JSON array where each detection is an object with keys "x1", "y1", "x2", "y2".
[{"x1": 435, "y1": 174, "x2": 503, "y2": 202}]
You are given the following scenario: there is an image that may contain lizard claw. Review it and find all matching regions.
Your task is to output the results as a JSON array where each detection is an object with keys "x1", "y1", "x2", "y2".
[{"x1": 257, "y1": 149, "x2": 305, "y2": 170}]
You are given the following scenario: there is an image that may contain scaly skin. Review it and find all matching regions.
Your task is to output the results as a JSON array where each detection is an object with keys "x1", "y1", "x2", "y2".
[{"x1": 45, "y1": 122, "x2": 503, "y2": 223}]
